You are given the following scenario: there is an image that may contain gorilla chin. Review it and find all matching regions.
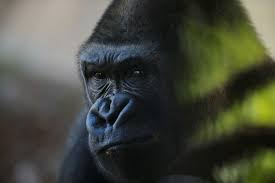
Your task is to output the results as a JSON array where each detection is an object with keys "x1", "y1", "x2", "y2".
[{"x1": 92, "y1": 134, "x2": 177, "y2": 182}]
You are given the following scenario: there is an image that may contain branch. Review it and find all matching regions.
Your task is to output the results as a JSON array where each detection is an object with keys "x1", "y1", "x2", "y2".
[
  {"x1": 184, "y1": 57, "x2": 275, "y2": 126},
  {"x1": 170, "y1": 126, "x2": 275, "y2": 180}
]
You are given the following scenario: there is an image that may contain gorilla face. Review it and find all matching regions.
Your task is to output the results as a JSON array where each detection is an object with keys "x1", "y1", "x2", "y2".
[{"x1": 79, "y1": 43, "x2": 182, "y2": 182}]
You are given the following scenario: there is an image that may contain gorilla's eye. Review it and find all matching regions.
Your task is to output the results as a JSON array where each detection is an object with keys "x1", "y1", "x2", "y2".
[
  {"x1": 130, "y1": 69, "x2": 144, "y2": 77},
  {"x1": 133, "y1": 70, "x2": 143, "y2": 75},
  {"x1": 83, "y1": 64, "x2": 107, "y2": 80},
  {"x1": 94, "y1": 72, "x2": 106, "y2": 79}
]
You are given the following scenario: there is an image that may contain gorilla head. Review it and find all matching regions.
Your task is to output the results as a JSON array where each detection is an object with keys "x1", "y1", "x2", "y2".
[
  {"x1": 76, "y1": 0, "x2": 269, "y2": 182},
  {"x1": 78, "y1": 0, "x2": 183, "y2": 182}
]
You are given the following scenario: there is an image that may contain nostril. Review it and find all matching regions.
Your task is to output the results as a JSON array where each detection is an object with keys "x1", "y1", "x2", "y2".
[
  {"x1": 99, "y1": 98, "x2": 111, "y2": 115},
  {"x1": 113, "y1": 98, "x2": 136, "y2": 128},
  {"x1": 94, "y1": 116, "x2": 107, "y2": 129},
  {"x1": 87, "y1": 98, "x2": 112, "y2": 129},
  {"x1": 87, "y1": 109, "x2": 107, "y2": 130},
  {"x1": 107, "y1": 95, "x2": 130, "y2": 125},
  {"x1": 87, "y1": 93, "x2": 134, "y2": 128}
]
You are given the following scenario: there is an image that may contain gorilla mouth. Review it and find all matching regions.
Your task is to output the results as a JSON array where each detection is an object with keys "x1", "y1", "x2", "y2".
[{"x1": 98, "y1": 135, "x2": 155, "y2": 154}]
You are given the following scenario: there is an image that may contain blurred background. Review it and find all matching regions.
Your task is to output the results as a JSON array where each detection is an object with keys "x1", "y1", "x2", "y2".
[{"x1": 0, "y1": 0, "x2": 274, "y2": 183}]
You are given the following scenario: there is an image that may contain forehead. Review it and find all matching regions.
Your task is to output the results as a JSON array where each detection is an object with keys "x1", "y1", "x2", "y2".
[{"x1": 78, "y1": 43, "x2": 161, "y2": 63}]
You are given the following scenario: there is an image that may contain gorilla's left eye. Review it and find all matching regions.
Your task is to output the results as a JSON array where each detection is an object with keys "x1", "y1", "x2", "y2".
[
  {"x1": 131, "y1": 69, "x2": 144, "y2": 77},
  {"x1": 133, "y1": 69, "x2": 143, "y2": 75}
]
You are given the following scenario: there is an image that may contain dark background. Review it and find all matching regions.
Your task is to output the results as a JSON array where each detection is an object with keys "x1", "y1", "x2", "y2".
[{"x1": 0, "y1": 1, "x2": 274, "y2": 183}]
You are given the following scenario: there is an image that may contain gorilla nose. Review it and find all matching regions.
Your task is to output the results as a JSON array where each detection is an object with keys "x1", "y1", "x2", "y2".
[{"x1": 87, "y1": 93, "x2": 136, "y2": 129}]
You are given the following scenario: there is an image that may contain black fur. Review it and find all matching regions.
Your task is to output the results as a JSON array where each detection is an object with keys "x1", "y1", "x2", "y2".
[{"x1": 59, "y1": 0, "x2": 275, "y2": 183}]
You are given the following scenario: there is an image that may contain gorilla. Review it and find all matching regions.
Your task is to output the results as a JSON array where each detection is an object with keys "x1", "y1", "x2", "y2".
[{"x1": 59, "y1": 0, "x2": 275, "y2": 183}]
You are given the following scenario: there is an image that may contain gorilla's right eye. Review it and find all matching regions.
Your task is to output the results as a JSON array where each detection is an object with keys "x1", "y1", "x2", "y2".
[
  {"x1": 133, "y1": 69, "x2": 143, "y2": 75},
  {"x1": 83, "y1": 63, "x2": 107, "y2": 80},
  {"x1": 94, "y1": 72, "x2": 106, "y2": 79}
]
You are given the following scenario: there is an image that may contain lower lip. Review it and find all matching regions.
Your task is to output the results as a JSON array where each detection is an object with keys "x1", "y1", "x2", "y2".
[{"x1": 101, "y1": 136, "x2": 154, "y2": 153}]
